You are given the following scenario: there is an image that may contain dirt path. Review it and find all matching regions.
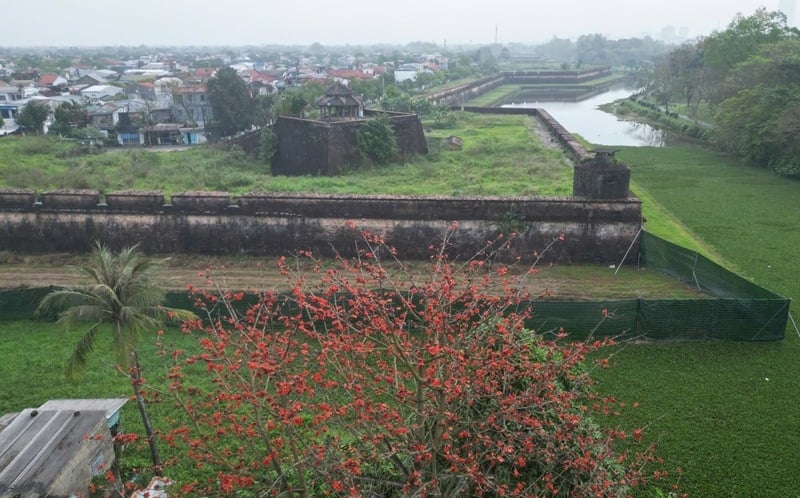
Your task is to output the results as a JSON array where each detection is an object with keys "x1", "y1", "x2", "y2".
[{"x1": 0, "y1": 252, "x2": 706, "y2": 300}]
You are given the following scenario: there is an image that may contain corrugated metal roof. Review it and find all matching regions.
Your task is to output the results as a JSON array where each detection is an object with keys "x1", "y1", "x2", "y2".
[{"x1": 0, "y1": 399, "x2": 126, "y2": 498}]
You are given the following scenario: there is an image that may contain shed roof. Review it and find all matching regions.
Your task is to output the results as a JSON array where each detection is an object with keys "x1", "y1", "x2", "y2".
[{"x1": 0, "y1": 399, "x2": 126, "y2": 498}]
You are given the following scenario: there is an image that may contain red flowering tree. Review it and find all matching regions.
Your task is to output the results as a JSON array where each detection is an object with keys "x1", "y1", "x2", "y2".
[{"x1": 155, "y1": 226, "x2": 660, "y2": 497}]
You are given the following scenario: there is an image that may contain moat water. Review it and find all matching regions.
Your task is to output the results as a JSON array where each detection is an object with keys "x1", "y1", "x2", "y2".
[{"x1": 503, "y1": 87, "x2": 667, "y2": 147}]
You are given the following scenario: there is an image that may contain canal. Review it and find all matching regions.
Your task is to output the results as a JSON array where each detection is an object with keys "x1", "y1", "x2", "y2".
[{"x1": 503, "y1": 87, "x2": 666, "y2": 147}]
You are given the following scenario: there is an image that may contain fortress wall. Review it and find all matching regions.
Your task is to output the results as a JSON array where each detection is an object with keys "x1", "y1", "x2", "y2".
[{"x1": 0, "y1": 192, "x2": 641, "y2": 264}]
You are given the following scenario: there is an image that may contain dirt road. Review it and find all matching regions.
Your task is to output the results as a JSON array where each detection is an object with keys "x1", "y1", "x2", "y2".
[{"x1": 0, "y1": 252, "x2": 705, "y2": 300}]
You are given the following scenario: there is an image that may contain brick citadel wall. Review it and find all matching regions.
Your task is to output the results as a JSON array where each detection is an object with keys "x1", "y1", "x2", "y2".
[
  {"x1": 272, "y1": 111, "x2": 428, "y2": 176},
  {"x1": 0, "y1": 189, "x2": 641, "y2": 264}
]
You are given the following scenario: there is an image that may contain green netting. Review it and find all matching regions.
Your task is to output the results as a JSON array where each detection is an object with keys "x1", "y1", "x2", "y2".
[
  {"x1": 639, "y1": 231, "x2": 781, "y2": 299},
  {"x1": 526, "y1": 300, "x2": 639, "y2": 340},
  {"x1": 0, "y1": 288, "x2": 55, "y2": 321},
  {"x1": 0, "y1": 230, "x2": 790, "y2": 341},
  {"x1": 638, "y1": 231, "x2": 789, "y2": 341}
]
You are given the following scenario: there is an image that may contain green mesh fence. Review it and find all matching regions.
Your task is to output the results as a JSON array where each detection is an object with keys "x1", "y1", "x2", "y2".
[
  {"x1": 635, "y1": 231, "x2": 789, "y2": 341},
  {"x1": 0, "y1": 230, "x2": 790, "y2": 341},
  {"x1": 0, "y1": 288, "x2": 55, "y2": 321},
  {"x1": 526, "y1": 300, "x2": 639, "y2": 340},
  {"x1": 499, "y1": 232, "x2": 789, "y2": 341}
]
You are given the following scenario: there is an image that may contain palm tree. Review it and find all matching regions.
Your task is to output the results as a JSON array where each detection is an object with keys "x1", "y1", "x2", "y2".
[{"x1": 36, "y1": 242, "x2": 196, "y2": 475}]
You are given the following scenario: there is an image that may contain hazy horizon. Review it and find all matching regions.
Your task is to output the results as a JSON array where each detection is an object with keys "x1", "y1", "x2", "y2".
[{"x1": 1, "y1": 0, "x2": 794, "y2": 48}]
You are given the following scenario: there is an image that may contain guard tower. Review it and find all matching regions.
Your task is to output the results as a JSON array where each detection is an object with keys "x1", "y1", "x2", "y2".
[
  {"x1": 573, "y1": 147, "x2": 631, "y2": 199},
  {"x1": 316, "y1": 82, "x2": 364, "y2": 119}
]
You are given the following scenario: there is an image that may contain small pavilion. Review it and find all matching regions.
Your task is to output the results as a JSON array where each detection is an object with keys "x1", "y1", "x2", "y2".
[{"x1": 316, "y1": 82, "x2": 364, "y2": 119}]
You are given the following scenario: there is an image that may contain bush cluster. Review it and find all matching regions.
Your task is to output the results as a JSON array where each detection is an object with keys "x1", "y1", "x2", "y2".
[{"x1": 151, "y1": 228, "x2": 662, "y2": 497}]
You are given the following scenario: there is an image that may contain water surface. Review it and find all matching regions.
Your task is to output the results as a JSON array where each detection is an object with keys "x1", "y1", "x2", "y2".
[{"x1": 503, "y1": 88, "x2": 665, "y2": 147}]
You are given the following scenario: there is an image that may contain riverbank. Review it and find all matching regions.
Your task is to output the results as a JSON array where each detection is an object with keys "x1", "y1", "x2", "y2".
[{"x1": 600, "y1": 97, "x2": 711, "y2": 142}]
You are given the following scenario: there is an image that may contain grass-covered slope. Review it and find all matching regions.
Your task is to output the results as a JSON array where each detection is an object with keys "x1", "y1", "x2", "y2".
[
  {"x1": 0, "y1": 113, "x2": 572, "y2": 197},
  {"x1": 594, "y1": 144, "x2": 800, "y2": 496}
]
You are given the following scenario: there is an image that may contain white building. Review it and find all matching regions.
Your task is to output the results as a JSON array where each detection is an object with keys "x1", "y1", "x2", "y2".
[{"x1": 81, "y1": 84, "x2": 123, "y2": 101}]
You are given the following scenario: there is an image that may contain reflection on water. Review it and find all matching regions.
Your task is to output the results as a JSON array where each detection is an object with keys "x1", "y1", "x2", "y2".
[
  {"x1": 502, "y1": 87, "x2": 666, "y2": 147},
  {"x1": 623, "y1": 121, "x2": 666, "y2": 147}
]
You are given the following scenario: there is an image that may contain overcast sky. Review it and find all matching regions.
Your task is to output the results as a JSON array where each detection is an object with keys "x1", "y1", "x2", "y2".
[{"x1": 1, "y1": 0, "x2": 794, "y2": 48}]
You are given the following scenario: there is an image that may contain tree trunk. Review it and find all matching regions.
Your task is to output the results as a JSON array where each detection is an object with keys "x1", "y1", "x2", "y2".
[{"x1": 131, "y1": 350, "x2": 162, "y2": 476}]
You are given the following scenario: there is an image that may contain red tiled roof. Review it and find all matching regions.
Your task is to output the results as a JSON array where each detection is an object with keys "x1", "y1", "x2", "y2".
[
  {"x1": 327, "y1": 69, "x2": 373, "y2": 80},
  {"x1": 172, "y1": 84, "x2": 207, "y2": 94},
  {"x1": 38, "y1": 73, "x2": 62, "y2": 86},
  {"x1": 194, "y1": 68, "x2": 215, "y2": 78},
  {"x1": 244, "y1": 69, "x2": 276, "y2": 84}
]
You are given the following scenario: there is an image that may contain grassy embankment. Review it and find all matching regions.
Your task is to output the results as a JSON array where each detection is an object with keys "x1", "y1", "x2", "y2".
[
  {"x1": 0, "y1": 112, "x2": 571, "y2": 197},
  {"x1": 593, "y1": 144, "x2": 800, "y2": 497}
]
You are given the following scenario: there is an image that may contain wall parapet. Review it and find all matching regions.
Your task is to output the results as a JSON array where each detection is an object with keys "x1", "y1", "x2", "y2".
[
  {"x1": 0, "y1": 188, "x2": 638, "y2": 219},
  {"x1": 426, "y1": 68, "x2": 614, "y2": 107},
  {"x1": 0, "y1": 189, "x2": 641, "y2": 264}
]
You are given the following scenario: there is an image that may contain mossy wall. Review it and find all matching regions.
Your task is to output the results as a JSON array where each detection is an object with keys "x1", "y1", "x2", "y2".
[
  {"x1": 0, "y1": 191, "x2": 641, "y2": 264},
  {"x1": 272, "y1": 111, "x2": 428, "y2": 176}
]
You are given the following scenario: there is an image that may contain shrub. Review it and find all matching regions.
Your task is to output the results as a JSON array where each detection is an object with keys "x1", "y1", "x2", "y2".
[
  {"x1": 357, "y1": 114, "x2": 399, "y2": 166},
  {"x1": 261, "y1": 128, "x2": 278, "y2": 164},
  {"x1": 154, "y1": 227, "x2": 662, "y2": 497}
]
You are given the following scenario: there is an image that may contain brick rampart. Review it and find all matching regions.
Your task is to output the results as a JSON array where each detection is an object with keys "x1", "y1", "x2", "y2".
[{"x1": 0, "y1": 190, "x2": 641, "y2": 264}]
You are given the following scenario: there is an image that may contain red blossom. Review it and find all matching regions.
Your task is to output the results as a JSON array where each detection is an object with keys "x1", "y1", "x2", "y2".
[{"x1": 150, "y1": 230, "x2": 666, "y2": 497}]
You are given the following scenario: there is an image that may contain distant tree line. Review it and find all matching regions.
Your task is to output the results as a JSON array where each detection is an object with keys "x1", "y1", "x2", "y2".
[
  {"x1": 533, "y1": 35, "x2": 672, "y2": 70},
  {"x1": 647, "y1": 8, "x2": 800, "y2": 177}
]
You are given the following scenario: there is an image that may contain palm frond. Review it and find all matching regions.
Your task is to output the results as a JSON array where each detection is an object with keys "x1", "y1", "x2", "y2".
[
  {"x1": 66, "y1": 323, "x2": 102, "y2": 380},
  {"x1": 162, "y1": 307, "x2": 199, "y2": 323},
  {"x1": 39, "y1": 241, "x2": 198, "y2": 375},
  {"x1": 36, "y1": 289, "x2": 102, "y2": 318}
]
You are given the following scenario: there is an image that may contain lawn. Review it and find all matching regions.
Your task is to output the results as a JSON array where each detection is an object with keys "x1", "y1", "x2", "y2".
[
  {"x1": 0, "y1": 112, "x2": 573, "y2": 197},
  {"x1": 592, "y1": 144, "x2": 800, "y2": 496}
]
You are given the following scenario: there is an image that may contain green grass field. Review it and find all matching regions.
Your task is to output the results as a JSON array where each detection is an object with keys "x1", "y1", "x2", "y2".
[
  {"x1": 1, "y1": 111, "x2": 798, "y2": 495},
  {"x1": 0, "y1": 112, "x2": 572, "y2": 197},
  {"x1": 593, "y1": 144, "x2": 800, "y2": 496}
]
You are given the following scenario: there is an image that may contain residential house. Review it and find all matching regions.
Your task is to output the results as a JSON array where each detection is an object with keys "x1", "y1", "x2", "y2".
[
  {"x1": 360, "y1": 63, "x2": 387, "y2": 77},
  {"x1": 72, "y1": 69, "x2": 118, "y2": 86},
  {"x1": 81, "y1": 84, "x2": 123, "y2": 101},
  {"x1": 394, "y1": 63, "x2": 432, "y2": 83},
  {"x1": 0, "y1": 97, "x2": 51, "y2": 134},
  {"x1": 171, "y1": 84, "x2": 213, "y2": 127},
  {"x1": 140, "y1": 123, "x2": 184, "y2": 146},
  {"x1": 134, "y1": 81, "x2": 157, "y2": 101},
  {"x1": 153, "y1": 77, "x2": 183, "y2": 105},
  {"x1": 88, "y1": 102, "x2": 122, "y2": 131},
  {"x1": 121, "y1": 68, "x2": 170, "y2": 83},
  {"x1": 0, "y1": 58, "x2": 12, "y2": 78},
  {"x1": 6, "y1": 81, "x2": 39, "y2": 100},
  {"x1": 0, "y1": 84, "x2": 24, "y2": 102},
  {"x1": 240, "y1": 69, "x2": 276, "y2": 95},
  {"x1": 192, "y1": 67, "x2": 216, "y2": 81},
  {"x1": 0, "y1": 101, "x2": 23, "y2": 134},
  {"x1": 141, "y1": 62, "x2": 168, "y2": 71},
  {"x1": 0, "y1": 82, "x2": 44, "y2": 132},
  {"x1": 327, "y1": 68, "x2": 374, "y2": 87},
  {"x1": 86, "y1": 98, "x2": 176, "y2": 145},
  {"x1": 37, "y1": 73, "x2": 69, "y2": 95}
]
